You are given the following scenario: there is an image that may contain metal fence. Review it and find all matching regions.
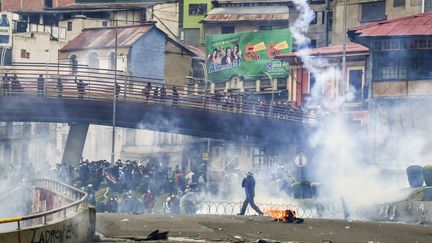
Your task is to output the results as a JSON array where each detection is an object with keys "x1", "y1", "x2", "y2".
[
  {"x1": 196, "y1": 199, "x2": 344, "y2": 218},
  {"x1": 0, "y1": 63, "x2": 317, "y2": 124}
]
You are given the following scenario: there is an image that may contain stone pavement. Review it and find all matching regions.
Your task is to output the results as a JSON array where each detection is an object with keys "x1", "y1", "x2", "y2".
[{"x1": 95, "y1": 213, "x2": 432, "y2": 242}]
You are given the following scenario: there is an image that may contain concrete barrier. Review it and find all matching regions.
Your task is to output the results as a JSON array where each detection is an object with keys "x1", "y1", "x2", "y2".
[
  {"x1": 0, "y1": 206, "x2": 95, "y2": 243},
  {"x1": 363, "y1": 200, "x2": 432, "y2": 224}
]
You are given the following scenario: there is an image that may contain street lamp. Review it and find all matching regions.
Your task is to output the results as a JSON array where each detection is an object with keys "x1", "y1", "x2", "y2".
[
  {"x1": 199, "y1": 62, "x2": 208, "y2": 109},
  {"x1": 111, "y1": 20, "x2": 118, "y2": 164},
  {"x1": 264, "y1": 71, "x2": 275, "y2": 106},
  {"x1": 199, "y1": 61, "x2": 210, "y2": 187}
]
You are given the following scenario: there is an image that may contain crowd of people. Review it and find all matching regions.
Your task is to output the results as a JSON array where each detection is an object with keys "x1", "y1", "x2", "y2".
[
  {"x1": 1, "y1": 73, "x2": 310, "y2": 119},
  {"x1": 54, "y1": 158, "x2": 208, "y2": 214}
]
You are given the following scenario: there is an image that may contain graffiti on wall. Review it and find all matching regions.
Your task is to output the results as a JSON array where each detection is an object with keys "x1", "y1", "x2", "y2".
[{"x1": 30, "y1": 221, "x2": 78, "y2": 243}]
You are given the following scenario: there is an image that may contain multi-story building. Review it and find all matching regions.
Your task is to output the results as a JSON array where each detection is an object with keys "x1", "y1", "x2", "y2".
[
  {"x1": 348, "y1": 12, "x2": 432, "y2": 163},
  {"x1": 180, "y1": 0, "x2": 212, "y2": 46},
  {"x1": 204, "y1": 0, "x2": 333, "y2": 48},
  {"x1": 332, "y1": 0, "x2": 430, "y2": 45}
]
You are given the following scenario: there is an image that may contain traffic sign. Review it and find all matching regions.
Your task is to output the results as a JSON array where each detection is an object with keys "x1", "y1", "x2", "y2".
[
  {"x1": 294, "y1": 154, "x2": 307, "y2": 167},
  {"x1": 202, "y1": 152, "x2": 209, "y2": 161}
]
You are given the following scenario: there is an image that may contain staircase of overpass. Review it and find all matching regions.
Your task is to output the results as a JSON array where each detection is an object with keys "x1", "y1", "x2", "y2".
[{"x1": 0, "y1": 178, "x2": 95, "y2": 243}]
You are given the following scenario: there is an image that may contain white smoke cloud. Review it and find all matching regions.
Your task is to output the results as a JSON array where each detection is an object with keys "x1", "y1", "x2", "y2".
[{"x1": 289, "y1": 0, "x2": 415, "y2": 216}]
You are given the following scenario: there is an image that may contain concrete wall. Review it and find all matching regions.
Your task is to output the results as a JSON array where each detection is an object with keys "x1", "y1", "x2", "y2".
[
  {"x1": 58, "y1": 47, "x2": 129, "y2": 72},
  {"x1": 3, "y1": 0, "x2": 44, "y2": 11},
  {"x1": 12, "y1": 32, "x2": 65, "y2": 64},
  {"x1": 164, "y1": 40, "x2": 193, "y2": 86},
  {"x1": 130, "y1": 28, "x2": 165, "y2": 80},
  {"x1": 0, "y1": 207, "x2": 94, "y2": 243},
  {"x1": 183, "y1": 0, "x2": 212, "y2": 44},
  {"x1": 151, "y1": 2, "x2": 180, "y2": 39}
]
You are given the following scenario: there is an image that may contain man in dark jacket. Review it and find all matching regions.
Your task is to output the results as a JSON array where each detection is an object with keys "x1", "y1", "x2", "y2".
[{"x1": 239, "y1": 172, "x2": 263, "y2": 215}]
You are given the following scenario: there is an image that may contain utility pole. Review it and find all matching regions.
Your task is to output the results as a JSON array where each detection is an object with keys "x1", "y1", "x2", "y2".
[
  {"x1": 111, "y1": 19, "x2": 118, "y2": 164},
  {"x1": 341, "y1": 0, "x2": 348, "y2": 96}
]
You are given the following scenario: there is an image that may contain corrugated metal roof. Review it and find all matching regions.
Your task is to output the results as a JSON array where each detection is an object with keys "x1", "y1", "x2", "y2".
[
  {"x1": 185, "y1": 44, "x2": 206, "y2": 60},
  {"x1": 349, "y1": 12, "x2": 432, "y2": 37},
  {"x1": 52, "y1": 3, "x2": 152, "y2": 10},
  {"x1": 203, "y1": 6, "x2": 289, "y2": 23},
  {"x1": 60, "y1": 24, "x2": 154, "y2": 52},
  {"x1": 276, "y1": 43, "x2": 369, "y2": 59}
]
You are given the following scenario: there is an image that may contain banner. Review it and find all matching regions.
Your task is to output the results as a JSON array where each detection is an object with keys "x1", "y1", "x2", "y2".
[{"x1": 205, "y1": 29, "x2": 291, "y2": 81}]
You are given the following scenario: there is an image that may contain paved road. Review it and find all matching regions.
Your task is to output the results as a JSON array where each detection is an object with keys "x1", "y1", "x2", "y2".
[{"x1": 96, "y1": 213, "x2": 432, "y2": 242}]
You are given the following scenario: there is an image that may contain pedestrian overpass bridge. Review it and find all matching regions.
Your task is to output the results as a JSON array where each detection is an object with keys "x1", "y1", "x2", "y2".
[{"x1": 0, "y1": 63, "x2": 317, "y2": 163}]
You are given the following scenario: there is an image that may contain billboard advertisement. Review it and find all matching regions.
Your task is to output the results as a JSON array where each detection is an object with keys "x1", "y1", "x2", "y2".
[
  {"x1": 205, "y1": 29, "x2": 291, "y2": 81},
  {"x1": 0, "y1": 12, "x2": 12, "y2": 48}
]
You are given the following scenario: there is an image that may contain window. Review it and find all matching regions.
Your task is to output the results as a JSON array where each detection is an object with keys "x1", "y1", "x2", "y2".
[
  {"x1": 88, "y1": 52, "x2": 99, "y2": 70},
  {"x1": 412, "y1": 56, "x2": 432, "y2": 79},
  {"x1": 44, "y1": 0, "x2": 52, "y2": 8},
  {"x1": 394, "y1": 0, "x2": 406, "y2": 7},
  {"x1": 20, "y1": 49, "x2": 29, "y2": 59},
  {"x1": 425, "y1": 0, "x2": 432, "y2": 12},
  {"x1": 70, "y1": 54, "x2": 78, "y2": 75},
  {"x1": 244, "y1": 79, "x2": 256, "y2": 89},
  {"x1": 375, "y1": 57, "x2": 407, "y2": 81},
  {"x1": 109, "y1": 52, "x2": 116, "y2": 70},
  {"x1": 310, "y1": 11, "x2": 317, "y2": 25},
  {"x1": 328, "y1": 11, "x2": 333, "y2": 31},
  {"x1": 102, "y1": 21, "x2": 108, "y2": 27},
  {"x1": 361, "y1": 1, "x2": 386, "y2": 22},
  {"x1": 411, "y1": 0, "x2": 422, "y2": 6},
  {"x1": 348, "y1": 70, "x2": 363, "y2": 102},
  {"x1": 184, "y1": 28, "x2": 200, "y2": 46},
  {"x1": 189, "y1": 4, "x2": 207, "y2": 15},
  {"x1": 221, "y1": 26, "x2": 235, "y2": 34},
  {"x1": 310, "y1": 39, "x2": 317, "y2": 48},
  {"x1": 309, "y1": 73, "x2": 316, "y2": 93},
  {"x1": 259, "y1": 25, "x2": 272, "y2": 31},
  {"x1": 67, "y1": 22, "x2": 72, "y2": 31}
]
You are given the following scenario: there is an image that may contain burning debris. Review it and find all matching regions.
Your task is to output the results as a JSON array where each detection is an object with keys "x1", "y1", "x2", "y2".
[{"x1": 264, "y1": 209, "x2": 304, "y2": 224}]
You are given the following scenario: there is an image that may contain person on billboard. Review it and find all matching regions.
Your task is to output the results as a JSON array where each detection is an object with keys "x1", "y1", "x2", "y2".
[
  {"x1": 233, "y1": 44, "x2": 243, "y2": 60},
  {"x1": 222, "y1": 47, "x2": 234, "y2": 65},
  {"x1": 208, "y1": 48, "x2": 218, "y2": 64}
]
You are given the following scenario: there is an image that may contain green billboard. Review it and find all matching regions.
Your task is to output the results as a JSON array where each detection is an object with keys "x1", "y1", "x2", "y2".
[{"x1": 205, "y1": 29, "x2": 291, "y2": 81}]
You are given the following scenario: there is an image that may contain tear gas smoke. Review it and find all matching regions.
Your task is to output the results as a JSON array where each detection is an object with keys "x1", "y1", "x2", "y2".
[{"x1": 290, "y1": 0, "x2": 423, "y2": 217}]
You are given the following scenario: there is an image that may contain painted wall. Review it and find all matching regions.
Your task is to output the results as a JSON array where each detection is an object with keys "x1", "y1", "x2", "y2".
[
  {"x1": 183, "y1": 0, "x2": 212, "y2": 44},
  {"x1": 129, "y1": 28, "x2": 166, "y2": 81},
  {"x1": 150, "y1": 2, "x2": 180, "y2": 39},
  {"x1": 12, "y1": 32, "x2": 65, "y2": 64},
  {"x1": 164, "y1": 40, "x2": 193, "y2": 86},
  {"x1": 0, "y1": 207, "x2": 94, "y2": 243}
]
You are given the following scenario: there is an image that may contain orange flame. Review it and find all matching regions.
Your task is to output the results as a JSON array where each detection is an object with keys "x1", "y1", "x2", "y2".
[{"x1": 264, "y1": 209, "x2": 289, "y2": 222}]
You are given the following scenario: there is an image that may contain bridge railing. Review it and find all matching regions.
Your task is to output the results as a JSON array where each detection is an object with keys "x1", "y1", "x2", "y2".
[
  {"x1": 0, "y1": 178, "x2": 88, "y2": 230},
  {"x1": 0, "y1": 63, "x2": 317, "y2": 123}
]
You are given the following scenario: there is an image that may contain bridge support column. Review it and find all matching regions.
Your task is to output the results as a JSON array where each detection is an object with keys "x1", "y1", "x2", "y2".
[{"x1": 61, "y1": 123, "x2": 89, "y2": 165}]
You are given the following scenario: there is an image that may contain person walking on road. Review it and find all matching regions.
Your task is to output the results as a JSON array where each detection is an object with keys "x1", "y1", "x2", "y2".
[{"x1": 238, "y1": 172, "x2": 263, "y2": 216}]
